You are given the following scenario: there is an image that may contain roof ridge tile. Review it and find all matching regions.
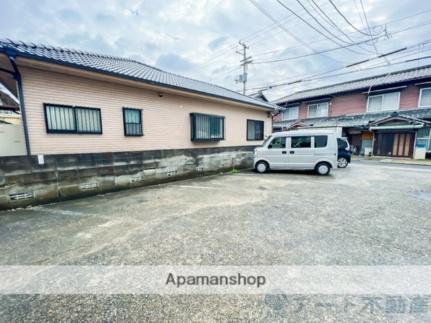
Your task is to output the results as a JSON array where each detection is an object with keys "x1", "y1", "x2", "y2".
[
  {"x1": 0, "y1": 39, "x2": 273, "y2": 109},
  {"x1": 274, "y1": 64, "x2": 431, "y2": 104}
]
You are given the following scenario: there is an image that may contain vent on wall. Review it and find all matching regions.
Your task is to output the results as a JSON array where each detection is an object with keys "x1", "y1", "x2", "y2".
[
  {"x1": 130, "y1": 176, "x2": 144, "y2": 183},
  {"x1": 9, "y1": 192, "x2": 34, "y2": 201},
  {"x1": 79, "y1": 182, "x2": 98, "y2": 191},
  {"x1": 167, "y1": 170, "x2": 178, "y2": 177}
]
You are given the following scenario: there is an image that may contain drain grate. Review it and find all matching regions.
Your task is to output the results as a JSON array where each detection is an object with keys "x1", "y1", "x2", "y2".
[{"x1": 9, "y1": 192, "x2": 34, "y2": 201}]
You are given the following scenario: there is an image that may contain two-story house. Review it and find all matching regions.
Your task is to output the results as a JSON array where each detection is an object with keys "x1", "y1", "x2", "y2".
[{"x1": 273, "y1": 65, "x2": 431, "y2": 159}]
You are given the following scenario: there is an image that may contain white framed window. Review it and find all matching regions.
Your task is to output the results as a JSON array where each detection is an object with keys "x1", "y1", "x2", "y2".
[
  {"x1": 419, "y1": 88, "x2": 431, "y2": 108},
  {"x1": 367, "y1": 92, "x2": 400, "y2": 112},
  {"x1": 308, "y1": 102, "x2": 328, "y2": 118},
  {"x1": 282, "y1": 106, "x2": 299, "y2": 120},
  {"x1": 416, "y1": 127, "x2": 431, "y2": 152}
]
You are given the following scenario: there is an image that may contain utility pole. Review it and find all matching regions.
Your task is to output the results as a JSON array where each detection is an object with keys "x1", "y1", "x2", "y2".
[{"x1": 235, "y1": 42, "x2": 252, "y2": 95}]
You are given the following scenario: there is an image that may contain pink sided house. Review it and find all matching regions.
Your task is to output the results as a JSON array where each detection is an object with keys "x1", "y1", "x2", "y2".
[
  {"x1": 0, "y1": 40, "x2": 274, "y2": 209},
  {"x1": 272, "y1": 65, "x2": 431, "y2": 159}
]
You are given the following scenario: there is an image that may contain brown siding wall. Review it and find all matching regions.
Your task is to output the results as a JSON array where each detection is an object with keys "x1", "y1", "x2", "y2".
[
  {"x1": 273, "y1": 112, "x2": 282, "y2": 122},
  {"x1": 274, "y1": 84, "x2": 425, "y2": 125},
  {"x1": 331, "y1": 93, "x2": 367, "y2": 116},
  {"x1": 299, "y1": 103, "x2": 308, "y2": 119},
  {"x1": 20, "y1": 67, "x2": 271, "y2": 155},
  {"x1": 400, "y1": 85, "x2": 420, "y2": 110}
]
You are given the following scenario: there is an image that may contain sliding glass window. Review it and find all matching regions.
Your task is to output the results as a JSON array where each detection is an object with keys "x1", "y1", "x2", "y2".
[
  {"x1": 44, "y1": 104, "x2": 102, "y2": 134},
  {"x1": 190, "y1": 113, "x2": 224, "y2": 141}
]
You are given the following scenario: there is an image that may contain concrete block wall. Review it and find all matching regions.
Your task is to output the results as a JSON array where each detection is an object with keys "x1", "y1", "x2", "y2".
[{"x1": 0, "y1": 146, "x2": 255, "y2": 210}]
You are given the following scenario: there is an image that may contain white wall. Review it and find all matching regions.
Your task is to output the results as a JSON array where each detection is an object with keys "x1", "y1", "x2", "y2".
[{"x1": 0, "y1": 123, "x2": 26, "y2": 156}]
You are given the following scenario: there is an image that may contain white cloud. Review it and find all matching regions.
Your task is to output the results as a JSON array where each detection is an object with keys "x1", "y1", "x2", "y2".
[
  {"x1": 1, "y1": 0, "x2": 431, "y2": 101},
  {"x1": 159, "y1": 0, "x2": 213, "y2": 24}
]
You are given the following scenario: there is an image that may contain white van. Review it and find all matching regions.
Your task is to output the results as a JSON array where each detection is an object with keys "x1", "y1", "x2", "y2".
[{"x1": 254, "y1": 129, "x2": 338, "y2": 175}]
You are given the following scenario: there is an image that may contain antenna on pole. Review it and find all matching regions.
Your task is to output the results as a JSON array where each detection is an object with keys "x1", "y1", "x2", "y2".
[{"x1": 235, "y1": 41, "x2": 252, "y2": 95}]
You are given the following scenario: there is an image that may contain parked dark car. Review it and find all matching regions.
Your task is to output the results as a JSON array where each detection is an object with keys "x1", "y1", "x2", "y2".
[{"x1": 337, "y1": 138, "x2": 352, "y2": 168}]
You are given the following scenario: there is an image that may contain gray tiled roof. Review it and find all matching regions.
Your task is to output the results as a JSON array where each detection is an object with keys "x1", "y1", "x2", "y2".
[
  {"x1": 273, "y1": 108, "x2": 431, "y2": 129},
  {"x1": 274, "y1": 64, "x2": 431, "y2": 104},
  {"x1": 0, "y1": 39, "x2": 274, "y2": 110}
]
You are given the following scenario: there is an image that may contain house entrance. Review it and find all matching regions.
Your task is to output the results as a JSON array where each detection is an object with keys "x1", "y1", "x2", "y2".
[{"x1": 374, "y1": 132, "x2": 414, "y2": 157}]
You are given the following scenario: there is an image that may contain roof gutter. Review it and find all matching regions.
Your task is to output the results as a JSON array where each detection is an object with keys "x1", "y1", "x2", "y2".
[{"x1": 6, "y1": 51, "x2": 31, "y2": 156}]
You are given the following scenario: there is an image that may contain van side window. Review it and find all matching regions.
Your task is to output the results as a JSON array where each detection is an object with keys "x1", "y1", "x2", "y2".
[
  {"x1": 269, "y1": 137, "x2": 286, "y2": 149},
  {"x1": 315, "y1": 135, "x2": 328, "y2": 148},
  {"x1": 291, "y1": 136, "x2": 311, "y2": 148}
]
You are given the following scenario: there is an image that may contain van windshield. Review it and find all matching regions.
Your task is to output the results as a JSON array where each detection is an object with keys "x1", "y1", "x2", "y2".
[{"x1": 261, "y1": 136, "x2": 272, "y2": 147}]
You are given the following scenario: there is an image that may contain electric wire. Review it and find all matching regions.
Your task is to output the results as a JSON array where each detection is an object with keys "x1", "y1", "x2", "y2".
[{"x1": 328, "y1": 0, "x2": 379, "y2": 36}]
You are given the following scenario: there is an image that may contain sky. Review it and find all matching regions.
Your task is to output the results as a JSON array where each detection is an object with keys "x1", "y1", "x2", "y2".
[{"x1": 2, "y1": 0, "x2": 431, "y2": 101}]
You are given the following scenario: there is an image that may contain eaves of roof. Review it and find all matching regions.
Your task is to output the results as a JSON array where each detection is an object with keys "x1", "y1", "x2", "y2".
[{"x1": 0, "y1": 40, "x2": 275, "y2": 111}]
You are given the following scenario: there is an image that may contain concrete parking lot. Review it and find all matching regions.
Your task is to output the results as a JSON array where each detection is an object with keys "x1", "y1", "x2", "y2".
[{"x1": 1, "y1": 161, "x2": 431, "y2": 321}]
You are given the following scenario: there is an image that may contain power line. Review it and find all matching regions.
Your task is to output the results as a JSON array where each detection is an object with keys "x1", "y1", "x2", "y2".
[
  {"x1": 218, "y1": 19, "x2": 431, "y2": 90},
  {"x1": 328, "y1": 0, "x2": 379, "y2": 36},
  {"x1": 256, "y1": 51, "x2": 431, "y2": 93},
  {"x1": 358, "y1": 0, "x2": 391, "y2": 65},
  {"x1": 250, "y1": 17, "x2": 431, "y2": 67},
  {"x1": 292, "y1": 0, "x2": 368, "y2": 55},
  {"x1": 252, "y1": 35, "x2": 383, "y2": 64},
  {"x1": 307, "y1": 0, "x2": 375, "y2": 53},
  {"x1": 247, "y1": 53, "x2": 431, "y2": 93},
  {"x1": 242, "y1": 0, "x2": 336, "y2": 47},
  {"x1": 250, "y1": 9, "x2": 431, "y2": 59},
  {"x1": 248, "y1": 0, "x2": 321, "y2": 54},
  {"x1": 239, "y1": 15, "x2": 290, "y2": 45},
  {"x1": 201, "y1": 20, "x2": 287, "y2": 66},
  {"x1": 247, "y1": 40, "x2": 431, "y2": 91},
  {"x1": 198, "y1": 4, "x2": 431, "y2": 70},
  {"x1": 276, "y1": 0, "x2": 368, "y2": 55},
  {"x1": 353, "y1": 0, "x2": 368, "y2": 31},
  {"x1": 193, "y1": 4, "x2": 431, "y2": 87},
  {"x1": 345, "y1": 47, "x2": 407, "y2": 67},
  {"x1": 249, "y1": 46, "x2": 431, "y2": 93},
  {"x1": 257, "y1": 47, "x2": 427, "y2": 91},
  {"x1": 295, "y1": 0, "x2": 353, "y2": 45},
  {"x1": 198, "y1": 1, "x2": 325, "y2": 68}
]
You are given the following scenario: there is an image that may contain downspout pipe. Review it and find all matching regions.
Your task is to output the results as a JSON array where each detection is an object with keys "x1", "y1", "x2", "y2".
[{"x1": 6, "y1": 52, "x2": 31, "y2": 156}]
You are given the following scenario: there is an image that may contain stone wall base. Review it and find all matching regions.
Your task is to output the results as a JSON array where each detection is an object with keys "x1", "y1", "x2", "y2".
[{"x1": 0, "y1": 146, "x2": 255, "y2": 210}]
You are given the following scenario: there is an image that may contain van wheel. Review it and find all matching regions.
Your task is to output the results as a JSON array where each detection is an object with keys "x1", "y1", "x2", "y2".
[
  {"x1": 255, "y1": 161, "x2": 269, "y2": 173},
  {"x1": 338, "y1": 157, "x2": 348, "y2": 168},
  {"x1": 315, "y1": 162, "x2": 331, "y2": 175}
]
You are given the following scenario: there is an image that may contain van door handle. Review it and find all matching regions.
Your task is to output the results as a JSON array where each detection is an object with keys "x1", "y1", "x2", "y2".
[
  {"x1": 282, "y1": 151, "x2": 287, "y2": 154},
  {"x1": 289, "y1": 151, "x2": 295, "y2": 154}
]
